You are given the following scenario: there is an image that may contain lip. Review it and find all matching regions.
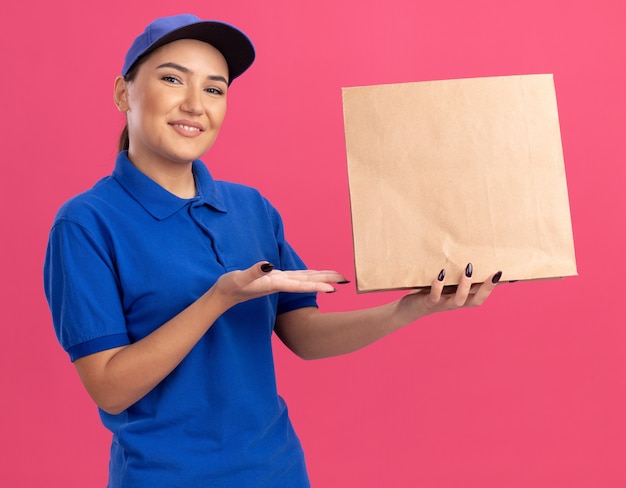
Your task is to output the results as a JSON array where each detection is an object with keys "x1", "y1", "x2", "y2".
[{"x1": 169, "y1": 120, "x2": 205, "y2": 137}]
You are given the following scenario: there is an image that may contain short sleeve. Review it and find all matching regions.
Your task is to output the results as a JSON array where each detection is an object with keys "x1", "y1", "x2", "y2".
[
  {"x1": 263, "y1": 199, "x2": 318, "y2": 315},
  {"x1": 277, "y1": 239, "x2": 319, "y2": 314},
  {"x1": 44, "y1": 219, "x2": 130, "y2": 361}
]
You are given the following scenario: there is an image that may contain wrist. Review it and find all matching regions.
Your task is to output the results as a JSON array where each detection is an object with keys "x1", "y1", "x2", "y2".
[
  {"x1": 394, "y1": 293, "x2": 431, "y2": 326},
  {"x1": 202, "y1": 285, "x2": 235, "y2": 317}
]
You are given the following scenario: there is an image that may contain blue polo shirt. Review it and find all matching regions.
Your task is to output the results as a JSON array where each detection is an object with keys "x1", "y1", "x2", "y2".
[{"x1": 44, "y1": 151, "x2": 317, "y2": 487}]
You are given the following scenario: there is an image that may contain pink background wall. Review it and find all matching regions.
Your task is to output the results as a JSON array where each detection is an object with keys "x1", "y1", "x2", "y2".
[{"x1": 2, "y1": 0, "x2": 625, "y2": 486}]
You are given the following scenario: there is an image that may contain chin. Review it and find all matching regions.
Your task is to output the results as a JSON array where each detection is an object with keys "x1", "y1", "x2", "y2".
[
  {"x1": 174, "y1": 141, "x2": 216, "y2": 163},
  {"x1": 167, "y1": 148, "x2": 210, "y2": 164}
]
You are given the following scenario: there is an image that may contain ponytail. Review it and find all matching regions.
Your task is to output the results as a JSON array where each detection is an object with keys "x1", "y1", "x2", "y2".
[{"x1": 118, "y1": 124, "x2": 129, "y2": 153}]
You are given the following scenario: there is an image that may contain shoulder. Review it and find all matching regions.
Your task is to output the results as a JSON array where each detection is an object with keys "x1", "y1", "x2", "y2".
[
  {"x1": 52, "y1": 176, "x2": 126, "y2": 228},
  {"x1": 215, "y1": 179, "x2": 263, "y2": 199},
  {"x1": 214, "y1": 180, "x2": 288, "y2": 238},
  {"x1": 48, "y1": 176, "x2": 134, "y2": 255},
  {"x1": 216, "y1": 180, "x2": 279, "y2": 215}
]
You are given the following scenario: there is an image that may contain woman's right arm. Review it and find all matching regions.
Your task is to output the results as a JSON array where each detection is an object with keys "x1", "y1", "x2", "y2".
[{"x1": 74, "y1": 263, "x2": 345, "y2": 415}]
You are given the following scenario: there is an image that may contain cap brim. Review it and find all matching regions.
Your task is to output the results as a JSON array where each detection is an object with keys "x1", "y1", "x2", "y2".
[{"x1": 135, "y1": 21, "x2": 255, "y2": 84}]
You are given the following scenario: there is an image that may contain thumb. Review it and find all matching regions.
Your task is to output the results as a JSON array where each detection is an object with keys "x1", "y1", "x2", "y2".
[
  {"x1": 242, "y1": 261, "x2": 274, "y2": 282},
  {"x1": 235, "y1": 261, "x2": 274, "y2": 285}
]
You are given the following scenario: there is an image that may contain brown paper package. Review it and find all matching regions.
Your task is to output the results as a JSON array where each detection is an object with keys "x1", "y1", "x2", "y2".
[{"x1": 342, "y1": 74, "x2": 577, "y2": 293}]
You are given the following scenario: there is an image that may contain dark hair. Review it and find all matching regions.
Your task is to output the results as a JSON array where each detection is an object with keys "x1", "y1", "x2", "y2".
[{"x1": 117, "y1": 60, "x2": 143, "y2": 153}]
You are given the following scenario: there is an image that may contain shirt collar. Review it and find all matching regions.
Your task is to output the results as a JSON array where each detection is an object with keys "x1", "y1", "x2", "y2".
[{"x1": 112, "y1": 151, "x2": 227, "y2": 220}]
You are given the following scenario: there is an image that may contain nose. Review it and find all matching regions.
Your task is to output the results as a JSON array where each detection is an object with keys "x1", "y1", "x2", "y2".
[{"x1": 180, "y1": 87, "x2": 203, "y2": 115}]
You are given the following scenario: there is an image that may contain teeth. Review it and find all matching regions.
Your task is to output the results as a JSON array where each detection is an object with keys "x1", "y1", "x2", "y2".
[{"x1": 175, "y1": 124, "x2": 200, "y2": 132}]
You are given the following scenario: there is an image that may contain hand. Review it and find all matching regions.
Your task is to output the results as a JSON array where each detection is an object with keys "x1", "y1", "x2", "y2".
[
  {"x1": 395, "y1": 264, "x2": 502, "y2": 322},
  {"x1": 212, "y1": 261, "x2": 348, "y2": 310}
]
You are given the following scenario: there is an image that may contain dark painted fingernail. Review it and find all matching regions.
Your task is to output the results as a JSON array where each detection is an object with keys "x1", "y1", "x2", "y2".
[
  {"x1": 465, "y1": 263, "x2": 473, "y2": 278},
  {"x1": 326, "y1": 288, "x2": 338, "y2": 294},
  {"x1": 260, "y1": 263, "x2": 274, "y2": 273},
  {"x1": 491, "y1": 271, "x2": 503, "y2": 284},
  {"x1": 437, "y1": 269, "x2": 446, "y2": 281}
]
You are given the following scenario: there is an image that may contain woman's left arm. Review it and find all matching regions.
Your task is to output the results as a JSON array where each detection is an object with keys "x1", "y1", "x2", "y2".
[{"x1": 275, "y1": 267, "x2": 501, "y2": 360}]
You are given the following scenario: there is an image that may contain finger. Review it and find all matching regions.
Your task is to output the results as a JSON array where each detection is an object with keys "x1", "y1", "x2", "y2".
[
  {"x1": 453, "y1": 263, "x2": 474, "y2": 307},
  {"x1": 280, "y1": 269, "x2": 348, "y2": 284},
  {"x1": 260, "y1": 269, "x2": 345, "y2": 294},
  {"x1": 467, "y1": 270, "x2": 502, "y2": 306},
  {"x1": 235, "y1": 263, "x2": 337, "y2": 295},
  {"x1": 234, "y1": 261, "x2": 275, "y2": 286},
  {"x1": 248, "y1": 264, "x2": 337, "y2": 281},
  {"x1": 427, "y1": 268, "x2": 446, "y2": 305}
]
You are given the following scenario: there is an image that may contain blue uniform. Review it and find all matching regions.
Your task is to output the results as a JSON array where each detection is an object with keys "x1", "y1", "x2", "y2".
[{"x1": 44, "y1": 151, "x2": 317, "y2": 487}]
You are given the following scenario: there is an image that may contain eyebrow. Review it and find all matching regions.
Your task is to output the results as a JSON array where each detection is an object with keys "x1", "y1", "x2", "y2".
[{"x1": 156, "y1": 62, "x2": 229, "y2": 85}]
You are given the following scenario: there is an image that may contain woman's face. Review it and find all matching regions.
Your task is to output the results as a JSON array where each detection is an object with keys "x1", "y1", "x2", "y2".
[{"x1": 116, "y1": 39, "x2": 230, "y2": 168}]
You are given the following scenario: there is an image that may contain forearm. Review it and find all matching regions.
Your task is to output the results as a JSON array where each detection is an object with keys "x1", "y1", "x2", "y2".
[
  {"x1": 275, "y1": 299, "x2": 419, "y2": 360},
  {"x1": 276, "y1": 269, "x2": 501, "y2": 360},
  {"x1": 74, "y1": 264, "x2": 345, "y2": 414},
  {"x1": 75, "y1": 287, "x2": 229, "y2": 415}
]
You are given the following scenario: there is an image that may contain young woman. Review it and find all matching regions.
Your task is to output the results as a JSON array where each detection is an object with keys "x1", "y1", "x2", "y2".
[{"x1": 44, "y1": 14, "x2": 502, "y2": 487}]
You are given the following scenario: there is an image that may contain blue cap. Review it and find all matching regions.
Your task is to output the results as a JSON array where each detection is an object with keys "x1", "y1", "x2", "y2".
[{"x1": 122, "y1": 14, "x2": 255, "y2": 84}]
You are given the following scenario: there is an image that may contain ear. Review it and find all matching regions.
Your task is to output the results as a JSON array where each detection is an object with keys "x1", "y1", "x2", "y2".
[{"x1": 113, "y1": 76, "x2": 130, "y2": 112}]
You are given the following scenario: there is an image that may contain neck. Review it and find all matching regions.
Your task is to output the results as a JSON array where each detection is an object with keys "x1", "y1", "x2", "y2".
[{"x1": 127, "y1": 152, "x2": 197, "y2": 199}]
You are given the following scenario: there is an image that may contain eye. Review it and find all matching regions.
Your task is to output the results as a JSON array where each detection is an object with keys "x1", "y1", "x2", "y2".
[
  {"x1": 205, "y1": 87, "x2": 224, "y2": 95},
  {"x1": 162, "y1": 75, "x2": 181, "y2": 84}
]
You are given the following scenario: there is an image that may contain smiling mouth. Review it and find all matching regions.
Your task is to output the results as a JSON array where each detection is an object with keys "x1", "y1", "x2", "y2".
[{"x1": 173, "y1": 123, "x2": 202, "y2": 132}]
